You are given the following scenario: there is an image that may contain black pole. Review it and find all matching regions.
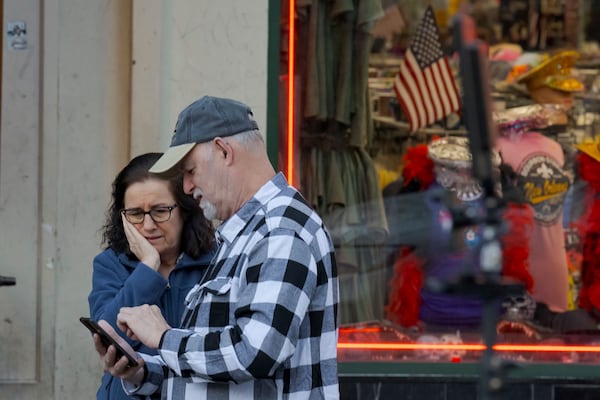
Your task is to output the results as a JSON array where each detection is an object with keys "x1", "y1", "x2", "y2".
[{"x1": 449, "y1": 11, "x2": 523, "y2": 400}]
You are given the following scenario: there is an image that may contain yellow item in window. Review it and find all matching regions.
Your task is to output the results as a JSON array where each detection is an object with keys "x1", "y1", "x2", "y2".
[
  {"x1": 567, "y1": 271, "x2": 577, "y2": 311},
  {"x1": 566, "y1": 248, "x2": 582, "y2": 311},
  {"x1": 505, "y1": 64, "x2": 530, "y2": 83},
  {"x1": 376, "y1": 166, "x2": 400, "y2": 190},
  {"x1": 515, "y1": 50, "x2": 584, "y2": 93},
  {"x1": 577, "y1": 139, "x2": 600, "y2": 163}
]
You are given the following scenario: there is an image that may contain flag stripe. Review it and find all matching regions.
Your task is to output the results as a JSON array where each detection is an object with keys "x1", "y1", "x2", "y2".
[
  {"x1": 393, "y1": 75, "x2": 419, "y2": 132},
  {"x1": 441, "y1": 57, "x2": 460, "y2": 110},
  {"x1": 431, "y1": 62, "x2": 451, "y2": 115},
  {"x1": 425, "y1": 67, "x2": 443, "y2": 121},
  {"x1": 403, "y1": 52, "x2": 427, "y2": 128},
  {"x1": 401, "y1": 51, "x2": 427, "y2": 129},
  {"x1": 406, "y1": 51, "x2": 434, "y2": 127}
]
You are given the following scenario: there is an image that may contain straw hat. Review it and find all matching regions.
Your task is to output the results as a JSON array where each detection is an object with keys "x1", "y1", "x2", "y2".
[{"x1": 516, "y1": 50, "x2": 584, "y2": 93}]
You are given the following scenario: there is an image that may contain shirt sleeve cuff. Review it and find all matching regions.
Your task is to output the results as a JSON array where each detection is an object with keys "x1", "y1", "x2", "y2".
[
  {"x1": 158, "y1": 328, "x2": 199, "y2": 376},
  {"x1": 121, "y1": 353, "x2": 164, "y2": 396}
]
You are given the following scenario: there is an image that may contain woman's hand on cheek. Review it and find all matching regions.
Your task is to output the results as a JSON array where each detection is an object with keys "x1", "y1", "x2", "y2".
[{"x1": 122, "y1": 214, "x2": 161, "y2": 270}]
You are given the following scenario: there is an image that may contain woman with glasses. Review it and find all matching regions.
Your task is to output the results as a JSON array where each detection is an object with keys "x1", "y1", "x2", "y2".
[{"x1": 88, "y1": 152, "x2": 215, "y2": 400}]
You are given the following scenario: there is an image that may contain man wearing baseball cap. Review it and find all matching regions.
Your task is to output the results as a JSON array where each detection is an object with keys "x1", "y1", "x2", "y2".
[{"x1": 93, "y1": 96, "x2": 340, "y2": 399}]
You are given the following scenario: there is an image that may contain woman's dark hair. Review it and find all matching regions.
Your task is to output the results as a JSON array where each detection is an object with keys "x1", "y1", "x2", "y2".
[{"x1": 101, "y1": 152, "x2": 214, "y2": 258}]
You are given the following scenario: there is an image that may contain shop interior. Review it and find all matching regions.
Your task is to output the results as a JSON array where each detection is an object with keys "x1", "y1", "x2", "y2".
[{"x1": 279, "y1": 0, "x2": 600, "y2": 370}]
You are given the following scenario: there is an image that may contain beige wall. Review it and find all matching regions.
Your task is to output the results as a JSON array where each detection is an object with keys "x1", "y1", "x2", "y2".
[
  {"x1": 130, "y1": 0, "x2": 270, "y2": 157},
  {"x1": 0, "y1": 0, "x2": 270, "y2": 398},
  {"x1": 51, "y1": 0, "x2": 133, "y2": 397}
]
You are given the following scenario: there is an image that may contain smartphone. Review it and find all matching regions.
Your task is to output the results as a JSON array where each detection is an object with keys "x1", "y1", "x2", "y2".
[{"x1": 80, "y1": 317, "x2": 139, "y2": 367}]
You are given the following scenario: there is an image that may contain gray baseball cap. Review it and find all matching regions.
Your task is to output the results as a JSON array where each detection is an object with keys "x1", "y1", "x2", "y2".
[{"x1": 150, "y1": 96, "x2": 259, "y2": 173}]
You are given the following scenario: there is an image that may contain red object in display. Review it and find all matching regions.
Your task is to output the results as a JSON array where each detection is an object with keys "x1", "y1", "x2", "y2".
[
  {"x1": 501, "y1": 203, "x2": 534, "y2": 292},
  {"x1": 576, "y1": 152, "x2": 600, "y2": 315},
  {"x1": 385, "y1": 247, "x2": 424, "y2": 327},
  {"x1": 401, "y1": 144, "x2": 435, "y2": 189}
]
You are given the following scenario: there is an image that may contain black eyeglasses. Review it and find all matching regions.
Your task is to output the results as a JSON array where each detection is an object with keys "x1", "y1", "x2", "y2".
[{"x1": 121, "y1": 204, "x2": 178, "y2": 224}]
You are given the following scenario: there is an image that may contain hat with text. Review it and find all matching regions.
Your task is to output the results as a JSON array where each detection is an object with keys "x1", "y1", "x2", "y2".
[{"x1": 150, "y1": 96, "x2": 259, "y2": 173}]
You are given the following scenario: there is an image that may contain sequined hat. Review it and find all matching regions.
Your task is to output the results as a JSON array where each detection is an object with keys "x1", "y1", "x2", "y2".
[
  {"x1": 493, "y1": 104, "x2": 557, "y2": 136},
  {"x1": 516, "y1": 50, "x2": 584, "y2": 93},
  {"x1": 427, "y1": 137, "x2": 502, "y2": 202},
  {"x1": 428, "y1": 137, "x2": 502, "y2": 170}
]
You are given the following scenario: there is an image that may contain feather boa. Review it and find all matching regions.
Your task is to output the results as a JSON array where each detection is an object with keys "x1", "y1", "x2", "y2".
[
  {"x1": 577, "y1": 152, "x2": 600, "y2": 193},
  {"x1": 401, "y1": 144, "x2": 435, "y2": 190},
  {"x1": 576, "y1": 152, "x2": 600, "y2": 314},
  {"x1": 385, "y1": 247, "x2": 424, "y2": 327},
  {"x1": 501, "y1": 203, "x2": 535, "y2": 292}
]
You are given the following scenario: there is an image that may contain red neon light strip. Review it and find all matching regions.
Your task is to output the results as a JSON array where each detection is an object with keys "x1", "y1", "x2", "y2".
[
  {"x1": 287, "y1": 0, "x2": 296, "y2": 186},
  {"x1": 339, "y1": 343, "x2": 485, "y2": 351},
  {"x1": 337, "y1": 342, "x2": 600, "y2": 353}
]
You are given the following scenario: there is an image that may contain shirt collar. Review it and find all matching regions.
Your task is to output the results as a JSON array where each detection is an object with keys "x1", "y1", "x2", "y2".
[{"x1": 216, "y1": 172, "x2": 288, "y2": 244}]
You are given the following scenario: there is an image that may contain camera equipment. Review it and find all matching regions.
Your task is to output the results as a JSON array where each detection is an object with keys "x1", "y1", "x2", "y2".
[{"x1": 426, "y1": 9, "x2": 525, "y2": 400}]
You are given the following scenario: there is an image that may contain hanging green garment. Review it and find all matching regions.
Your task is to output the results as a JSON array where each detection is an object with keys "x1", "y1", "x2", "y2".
[
  {"x1": 296, "y1": 0, "x2": 389, "y2": 324},
  {"x1": 301, "y1": 0, "x2": 383, "y2": 146}
]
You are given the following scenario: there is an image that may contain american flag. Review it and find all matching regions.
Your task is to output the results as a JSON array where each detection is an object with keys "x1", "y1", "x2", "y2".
[{"x1": 393, "y1": 6, "x2": 460, "y2": 132}]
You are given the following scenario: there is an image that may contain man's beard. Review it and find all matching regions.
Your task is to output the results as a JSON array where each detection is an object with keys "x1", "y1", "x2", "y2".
[
  {"x1": 193, "y1": 188, "x2": 218, "y2": 221},
  {"x1": 200, "y1": 199, "x2": 218, "y2": 221}
]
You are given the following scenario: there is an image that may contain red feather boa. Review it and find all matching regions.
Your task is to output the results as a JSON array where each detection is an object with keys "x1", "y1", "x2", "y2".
[
  {"x1": 401, "y1": 144, "x2": 435, "y2": 190},
  {"x1": 576, "y1": 152, "x2": 600, "y2": 314},
  {"x1": 386, "y1": 145, "x2": 534, "y2": 327},
  {"x1": 501, "y1": 203, "x2": 534, "y2": 292},
  {"x1": 385, "y1": 247, "x2": 424, "y2": 327},
  {"x1": 578, "y1": 152, "x2": 600, "y2": 193}
]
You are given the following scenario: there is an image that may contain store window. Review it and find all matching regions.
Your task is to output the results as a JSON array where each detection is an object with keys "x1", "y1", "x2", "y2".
[{"x1": 278, "y1": 0, "x2": 600, "y2": 368}]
